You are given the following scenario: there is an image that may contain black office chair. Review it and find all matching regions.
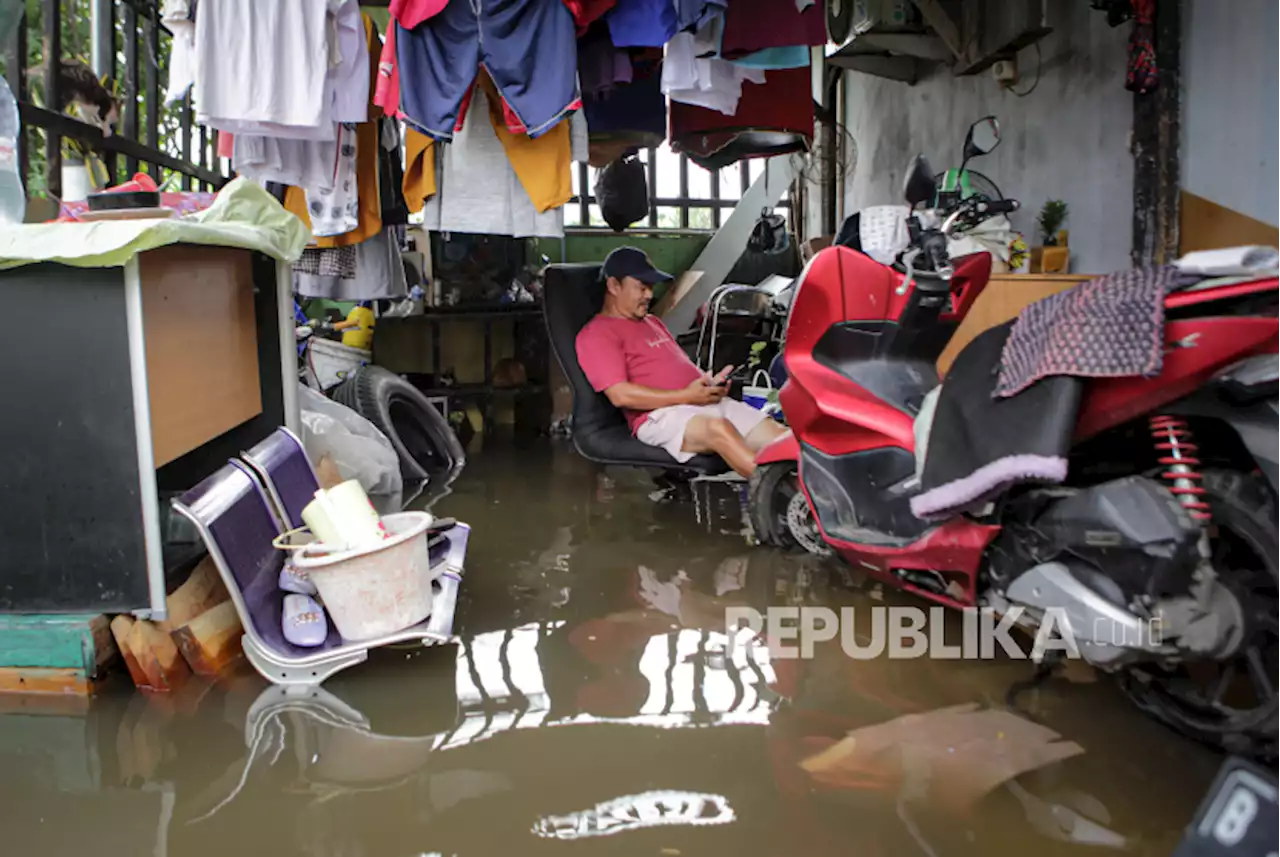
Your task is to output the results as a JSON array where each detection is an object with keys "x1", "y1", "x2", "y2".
[{"x1": 543, "y1": 263, "x2": 730, "y2": 476}]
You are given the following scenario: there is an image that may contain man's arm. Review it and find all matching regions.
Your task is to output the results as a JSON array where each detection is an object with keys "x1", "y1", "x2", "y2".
[{"x1": 604, "y1": 379, "x2": 723, "y2": 410}]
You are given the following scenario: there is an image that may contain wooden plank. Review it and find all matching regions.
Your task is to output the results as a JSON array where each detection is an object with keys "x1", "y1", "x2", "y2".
[
  {"x1": 0, "y1": 614, "x2": 116, "y2": 674},
  {"x1": 0, "y1": 666, "x2": 92, "y2": 696},
  {"x1": 112, "y1": 614, "x2": 191, "y2": 692},
  {"x1": 1179, "y1": 191, "x2": 1279, "y2": 256},
  {"x1": 937, "y1": 273, "x2": 1094, "y2": 376},
  {"x1": 126, "y1": 618, "x2": 191, "y2": 692},
  {"x1": 140, "y1": 246, "x2": 263, "y2": 467},
  {"x1": 155, "y1": 557, "x2": 230, "y2": 635},
  {"x1": 171, "y1": 601, "x2": 244, "y2": 677}
]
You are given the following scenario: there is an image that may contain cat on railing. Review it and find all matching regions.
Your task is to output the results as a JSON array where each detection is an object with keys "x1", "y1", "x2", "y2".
[{"x1": 25, "y1": 57, "x2": 119, "y2": 137}]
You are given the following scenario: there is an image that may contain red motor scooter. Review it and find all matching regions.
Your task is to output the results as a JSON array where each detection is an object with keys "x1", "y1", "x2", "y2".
[{"x1": 747, "y1": 145, "x2": 1279, "y2": 757}]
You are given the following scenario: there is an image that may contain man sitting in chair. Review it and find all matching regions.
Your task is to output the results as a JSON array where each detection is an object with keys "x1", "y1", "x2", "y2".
[{"x1": 575, "y1": 247, "x2": 787, "y2": 478}]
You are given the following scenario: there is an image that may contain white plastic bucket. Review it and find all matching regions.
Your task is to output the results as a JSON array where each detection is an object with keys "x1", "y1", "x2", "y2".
[
  {"x1": 306, "y1": 338, "x2": 372, "y2": 391},
  {"x1": 290, "y1": 511, "x2": 439, "y2": 641}
]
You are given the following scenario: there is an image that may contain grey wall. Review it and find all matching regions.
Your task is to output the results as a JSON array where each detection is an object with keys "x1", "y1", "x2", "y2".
[
  {"x1": 1181, "y1": 0, "x2": 1279, "y2": 226},
  {"x1": 840, "y1": 3, "x2": 1133, "y2": 273}
]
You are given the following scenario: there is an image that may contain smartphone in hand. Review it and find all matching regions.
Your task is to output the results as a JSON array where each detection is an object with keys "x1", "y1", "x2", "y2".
[{"x1": 711, "y1": 365, "x2": 734, "y2": 386}]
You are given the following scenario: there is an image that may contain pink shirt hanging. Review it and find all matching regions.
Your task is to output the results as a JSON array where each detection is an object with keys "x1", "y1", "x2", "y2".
[{"x1": 389, "y1": 0, "x2": 449, "y2": 29}]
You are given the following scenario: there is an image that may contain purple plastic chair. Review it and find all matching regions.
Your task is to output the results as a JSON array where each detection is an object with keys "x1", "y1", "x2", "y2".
[
  {"x1": 239, "y1": 427, "x2": 320, "y2": 531},
  {"x1": 171, "y1": 456, "x2": 470, "y2": 687}
]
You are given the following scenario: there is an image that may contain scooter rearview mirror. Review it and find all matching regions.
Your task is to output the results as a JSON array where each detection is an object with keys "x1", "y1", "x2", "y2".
[{"x1": 963, "y1": 116, "x2": 1000, "y2": 159}]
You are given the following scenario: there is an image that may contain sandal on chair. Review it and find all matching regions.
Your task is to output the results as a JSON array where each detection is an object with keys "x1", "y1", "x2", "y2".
[
  {"x1": 278, "y1": 559, "x2": 318, "y2": 596},
  {"x1": 282, "y1": 594, "x2": 328, "y2": 647}
]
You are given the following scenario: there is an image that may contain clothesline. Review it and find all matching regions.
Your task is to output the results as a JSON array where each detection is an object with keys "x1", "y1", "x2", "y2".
[{"x1": 165, "y1": 0, "x2": 823, "y2": 297}]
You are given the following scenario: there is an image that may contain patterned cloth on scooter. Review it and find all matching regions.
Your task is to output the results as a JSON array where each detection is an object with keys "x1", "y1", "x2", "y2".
[
  {"x1": 912, "y1": 263, "x2": 1200, "y2": 519},
  {"x1": 995, "y1": 264, "x2": 1201, "y2": 397}
]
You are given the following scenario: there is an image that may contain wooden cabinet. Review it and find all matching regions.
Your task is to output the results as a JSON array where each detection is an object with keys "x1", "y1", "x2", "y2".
[{"x1": 0, "y1": 245, "x2": 298, "y2": 617}]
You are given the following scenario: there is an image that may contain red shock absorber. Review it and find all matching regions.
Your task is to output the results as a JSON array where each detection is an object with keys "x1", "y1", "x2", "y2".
[{"x1": 1150, "y1": 415, "x2": 1211, "y2": 522}]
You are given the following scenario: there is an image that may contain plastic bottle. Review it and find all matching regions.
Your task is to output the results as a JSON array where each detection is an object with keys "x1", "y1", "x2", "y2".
[{"x1": 0, "y1": 75, "x2": 26, "y2": 226}]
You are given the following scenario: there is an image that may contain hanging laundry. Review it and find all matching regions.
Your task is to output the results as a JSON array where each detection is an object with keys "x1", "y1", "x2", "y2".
[
  {"x1": 477, "y1": 73, "x2": 576, "y2": 214},
  {"x1": 1125, "y1": 0, "x2": 1158, "y2": 94},
  {"x1": 718, "y1": 0, "x2": 826, "y2": 60},
  {"x1": 604, "y1": 0, "x2": 678, "y2": 48},
  {"x1": 577, "y1": 21, "x2": 633, "y2": 97},
  {"x1": 662, "y1": 30, "x2": 765, "y2": 116},
  {"x1": 419, "y1": 84, "x2": 588, "y2": 238},
  {"x1": 327, "y1": 0, "x2": 371, "y2": 123},
  {"x1": 402, "y1": 128, "x2": 437, "y2": 215},
  {"x1": 161, "y1": 0, "x2": 196, "y2": 105},
  {"x1": 195, "y1": 0, "x2": 368, "y2": 138},
  {"x1": 378, "y1": 120, "x2": 411, "y2": 227},
  {"x1": 303, "y1": 123, "x2": 359, "y2": 237},
  {"x1": 396, "y1": 0, "x2": 579, "y2": 141},
  {"x1": 194, "y1": 0, "x2": 332, "y2": 131},
  {"x1": 669, "y1": 65, "x2": 814, "y2": 171},
  {"x1": 293, "y1": 228, "x2": 409, "y2": 301},
  {"x1": 675, "y1": 0, "x2": 727, "y2": 33},
  {"x1": 734, "y1": 45, "x2": 814, "y2": 69},
  {"x1": 389, "y1": 0, "x2": 448, "y2": 28},
  {"x1": 374, "y1": 23, "x2": 402, "y2": 119},
  {"x1": 583, "y1": 63, "x2": 666, "y2": 160},
  {"x1": 284, "y1": 14, "x2": 385, "y2": 247},
  {"x1": 234, "y1": 133, "x2": 343, "y2": 192},
  {"x1": 374, "y1": 0, "x2": 452, "y2": 120},
  {"x1": 563, "y1": 0, "x2": 617, "y2": 36}
]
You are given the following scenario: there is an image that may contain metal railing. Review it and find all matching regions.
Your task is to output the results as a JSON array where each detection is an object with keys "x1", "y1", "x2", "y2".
[{"x1": 1, "y1": 0, "x2": 229, "y2": 204}]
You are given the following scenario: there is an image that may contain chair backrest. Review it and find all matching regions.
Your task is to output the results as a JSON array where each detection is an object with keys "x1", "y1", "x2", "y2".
[
  {"x1": 543, "y1": 263, "x2": 630, "y2": 436},
  {"x1": 171, "y1": 461, "x2": 292, "y2": 650},
  {"x1": 241, "y1": 428, "x2": 321, "y2": 531}
]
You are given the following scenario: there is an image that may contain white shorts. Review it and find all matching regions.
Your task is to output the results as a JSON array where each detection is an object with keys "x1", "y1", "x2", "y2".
[{"x1": 636, "y1": 398, "x2": 770, "y2": 463}]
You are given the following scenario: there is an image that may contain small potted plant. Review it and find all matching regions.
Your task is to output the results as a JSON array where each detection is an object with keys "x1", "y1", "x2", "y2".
[{"x1": 1031, "y1": 200, "x2": 1070, "y2": 273}]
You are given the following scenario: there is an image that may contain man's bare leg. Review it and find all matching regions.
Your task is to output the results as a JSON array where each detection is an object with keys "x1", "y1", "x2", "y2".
[
  {"x1": 744, "y1": 418, "x2": 788, "y2": 454},
  {"x1": 681, "y1": 415, "x2": 758, "y2": 478}
]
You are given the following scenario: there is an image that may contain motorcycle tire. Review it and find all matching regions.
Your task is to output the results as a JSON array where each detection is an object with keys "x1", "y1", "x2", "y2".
[
  {"x1": 1120, "y1": 468, "x2": 1278, "y2": 761},
  {"x1": 748, "y1": 462, "x2": 798, "y2": 548},
  {"x1": 331, "y1": 366, "x2": 465, "y2": 482}
]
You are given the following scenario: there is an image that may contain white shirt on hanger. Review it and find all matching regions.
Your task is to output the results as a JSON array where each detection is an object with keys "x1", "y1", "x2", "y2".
[{"x1": 195, "y1": 0, "x2": 344, "y2": 130}]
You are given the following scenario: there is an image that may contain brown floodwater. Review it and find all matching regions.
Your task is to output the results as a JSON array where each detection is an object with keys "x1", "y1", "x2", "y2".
[{"x1": 0, "y1": 440, "x2": 1228, "y2": 856}]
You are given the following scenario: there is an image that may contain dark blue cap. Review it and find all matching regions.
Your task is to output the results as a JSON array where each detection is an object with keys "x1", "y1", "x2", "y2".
[{"x1": 601, "y1": 246, "x2": 672, "y2": 286}]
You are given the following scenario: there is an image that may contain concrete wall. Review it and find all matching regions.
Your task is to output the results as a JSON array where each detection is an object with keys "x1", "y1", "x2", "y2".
[
  {"x1": 840, "y1": 3, "x2": 1133, "y2": 273},
  {"x1": 1181, "y1": 0, "x2": 1279, "y2": 227}
]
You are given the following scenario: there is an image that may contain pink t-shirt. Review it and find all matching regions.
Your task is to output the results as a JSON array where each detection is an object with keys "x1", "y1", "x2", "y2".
[
  {"x1": 576, "y1": 314, "x2": 703, "y2": 433},
  {"x1": 389, "y1": 0, "x2": 448, "y2": 29}
]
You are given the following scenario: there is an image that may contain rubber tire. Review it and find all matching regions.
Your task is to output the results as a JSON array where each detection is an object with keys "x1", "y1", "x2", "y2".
[
  {"x1": 331, "y1": 366, "x2": 465, "y2": 482},
  {"x1": 748, "y1": 461, "x2": 798, "y2": 548},
  {"x1": 1121, "y1": 469, "x2": 1279, "y2": 760}
]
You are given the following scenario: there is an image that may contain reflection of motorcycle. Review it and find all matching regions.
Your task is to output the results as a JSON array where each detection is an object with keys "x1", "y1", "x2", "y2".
[{"x1": 747, "y1": 114, "x2": 1279, "y2": 759}]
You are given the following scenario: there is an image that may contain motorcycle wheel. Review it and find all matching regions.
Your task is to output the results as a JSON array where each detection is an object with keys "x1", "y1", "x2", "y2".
[
  {"x1": 1119, "y1": 469, "x2": 1279, "y2": 761},
  {"x1": 748, "y1": 462, "x2": 830, "y2": 555},
  {"x1": 748, "y1": 462, "x2": 796, "y2": 548}
]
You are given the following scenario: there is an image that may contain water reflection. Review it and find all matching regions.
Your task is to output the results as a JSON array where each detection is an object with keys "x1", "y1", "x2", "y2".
[{"x1": 532, "y1": 790, "x2": 737, "y2": 840}]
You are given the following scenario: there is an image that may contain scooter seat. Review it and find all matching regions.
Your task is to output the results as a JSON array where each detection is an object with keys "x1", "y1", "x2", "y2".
[{"x1": 544, "y1": 263, "x2": 730, "y2": 475}]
